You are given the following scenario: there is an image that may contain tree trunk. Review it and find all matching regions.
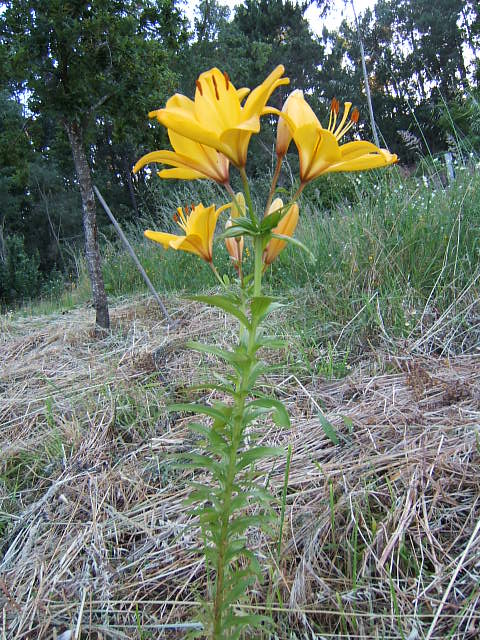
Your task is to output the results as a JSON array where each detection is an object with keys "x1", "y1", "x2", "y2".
[{"x1": 65, "y1": 120, "x2": 110, "y2": 330}]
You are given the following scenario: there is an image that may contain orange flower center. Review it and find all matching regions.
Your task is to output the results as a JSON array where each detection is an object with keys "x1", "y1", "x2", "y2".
[
  {"x1": 327, "y1": 98, "x2": 360, "y2": 141},
  {"x1": 174, "y1": 204, "x2": 195, "y2": 231}
]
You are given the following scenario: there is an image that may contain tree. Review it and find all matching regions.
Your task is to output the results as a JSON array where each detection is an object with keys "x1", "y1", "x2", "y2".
[
  {"x1": 1, "y1": 0, "x2": 186, "y2": 329},
  {"x1": 0, "y1": 91, "x2": 33, "y2": 266}
]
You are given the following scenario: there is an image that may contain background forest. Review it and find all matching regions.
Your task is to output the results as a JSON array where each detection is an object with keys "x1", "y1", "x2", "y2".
[{"x1": 0, "y1": 0, "x2": 479, "y2": 309}]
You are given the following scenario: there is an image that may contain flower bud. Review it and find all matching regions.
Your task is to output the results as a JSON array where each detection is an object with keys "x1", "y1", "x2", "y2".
[
  {"x1": 225, "y1": 220, "x2": 244, "y2": 272},
  {"x1": 231, "y1": 192, "x2": 246, "y2": 218},
  {"x1": 263, "y1": 198, "x2": 299, "y2": 265}
]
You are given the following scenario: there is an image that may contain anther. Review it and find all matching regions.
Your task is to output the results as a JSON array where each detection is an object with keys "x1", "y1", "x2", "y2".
[
  {"x1": 223, "y1": 72, "x2": 230, "y2": 90},
  {"x1": 330, "y1": 97, "x2": 339, "y2": 114},
  {"x1": 351, "y1": 108, "x2": 359, "y2": 123},
  {"x1": 212, "y1": 74, "x2": 220, "y2": 100},
  {"x1": 173, "y1": 213, "x2": 178, "y2": 222},
  {"x1": 195, "y1": 80, "x2": 203, "y2": 96}
]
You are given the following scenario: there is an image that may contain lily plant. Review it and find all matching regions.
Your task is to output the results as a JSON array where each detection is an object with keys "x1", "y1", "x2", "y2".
[{"x1": 134, "y1": 64, "x2": 397, "y2": 639}]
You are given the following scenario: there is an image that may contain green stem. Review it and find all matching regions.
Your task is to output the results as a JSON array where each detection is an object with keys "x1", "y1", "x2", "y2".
[
  {"x1": 263, "y1": 156, "x2": 283, "y2": 217},
  {"x1": 212, "y1": 394, "x2": 246, "y2": 639},
  {"x1": 292, "y1": 182, "x2": 306, "y2": 202},
  {"x1": 240, "y1": 167, "x2": 256, "y2": 226},
  {"x1": 253, "y1": 235, "x2": 263, "y2": 298},
  {"x1": 212, "y1": 318, "x2": 258, "y2": 638},
  {"x1": 209, "y1": 262, "x2": 226, "y2": 287},
  {"x1": 224, "y1": 183, "x2": 243, "y2": 218}
]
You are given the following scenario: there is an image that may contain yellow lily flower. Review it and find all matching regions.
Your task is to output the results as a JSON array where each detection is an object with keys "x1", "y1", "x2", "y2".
[
  {"x1": 144, "y1": 202, "x2": 230, "y2": 263},
  {"x1": 133, "y1": 129, "x2": 230, "y2": 185},
  {"x1": 276, "y1": 90, "x2": 397, "y2": 184},
  {"x1": 149, "y1": 65, "x2": 289, "y2": 168},
  {"x1": 263, "y1": 198, "x2": 299, "y2": 265}
]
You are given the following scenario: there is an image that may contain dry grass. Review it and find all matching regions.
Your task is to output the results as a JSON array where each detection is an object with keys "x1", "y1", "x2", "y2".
[{"x1": 1, "y1": 294, "x2": 480, "y2": 639}]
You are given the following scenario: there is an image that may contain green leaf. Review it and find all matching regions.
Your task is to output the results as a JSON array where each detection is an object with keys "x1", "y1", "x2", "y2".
[
  {"x1": 224, "y1": 538, "x2": 248, "y2": 564},
  {"x1": 250, "y1": 296, "x2": 283, "y2": 325},
  {"x1": 259, "y1": 208, "x2": 284, "y2": 231},
  {"x1": 228, "y1": 216, "x2": 258, "y2": 232},
  {"x1": 249, "y1": 484, "x2": 279, "y2": 506},
  {"x1": 221, "y1": 575, "x2": 256, "y2": 609},
  {"x1": 245, "y1": 361, "x2": 269, "y2": 389},
  {"x1": 247, "y1": 397, "x2": 290, "y2": 428},
  {"x1": 187, "y1": 381, "x2": 235, "y2": 395},
  {"x1": 229, "y1": 493, "x2": 250, "y2": 512},
  {"x1": 318, "y1": 411, "x2": 339, "y2": 445},
  {"x1": 217, "y1": 216, "x2": 259, "y2": 240},
  {"x1": 187, "y1": 341, "x2": 249, "y2": 366},
  {"x1": 168, "y1": 402, "x2": 228, "y2": 422},
  {"x1": 195, "y1": 506, "x2": 223, "y2": 527},
  {"x1": 184, "y1": 481, "x2": 219, "y2": 504},
  {"x1": 187, "y1": 423, "x2": 229, "y2": 453},
  {"x1": 188, "y1": 294, "x2": 250, "y2": 328},
  {"x1": 219, "y1": 225, "x2": 247, "y2": 239},
  {"x1": 223, "y1": 612, "x2": 271, "y2": 631},
  {"x1": 236, "y1": 445, "x2": 284, "y2": 471},
  {"x1": 204, "y1": 547, "x2": 219, "y2": 565},
  {"x1": 182, "y1": 452, "x2": 225, "y2": 476},
  {"x1": 228, "y1": 514, "x2": 272, "y2": 536},
  {"x1": 271, "y1": 232, "x2": 316, "y2": 262},
  {"x1": 213, "y1": 371, "x2": 236, "y2": 386}
]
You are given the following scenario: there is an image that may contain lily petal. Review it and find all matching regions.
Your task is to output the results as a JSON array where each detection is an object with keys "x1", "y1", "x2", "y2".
[
  {"x1": 144, "y1": 230, "x2": 179, "y2": 249},
  {"x1": 328, "y1": 149, "x2": 398, "y2": 173},
  {"x1": 158, "y1": 168, "x2": 207, "y2": 180}
]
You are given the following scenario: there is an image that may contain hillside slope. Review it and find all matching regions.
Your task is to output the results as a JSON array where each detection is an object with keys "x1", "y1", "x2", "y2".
[{"x1": 1, "y1": 295, "x2": 480, "y2": 638}]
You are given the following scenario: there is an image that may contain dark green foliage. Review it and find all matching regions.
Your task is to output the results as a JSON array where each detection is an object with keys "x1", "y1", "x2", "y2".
[
  {"x1": 0, "y1": 235, "x2": 42, "y2": 306},
  {"x1": 0, "y1": 0, "x2": 187, "y2": 318}
]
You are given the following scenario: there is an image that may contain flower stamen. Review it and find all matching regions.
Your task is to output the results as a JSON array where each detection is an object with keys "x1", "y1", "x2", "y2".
[
  {"x1": 176, "y1": 206, "x2": 189, "y2": 230},
  {"x1": 212, "y1": 74, "x2": 220, "y2": 100},
  {"x1": 330, "y1": 107, "x2": 360, "y2": 140},
  {"x1": 328, "y1": 97, "x2": 339, "y2": 132},
  {"x1": 195, "y1": 80, "x2": 203, "y2": 96},
  {"x1": 223, "y1": 71, "x2": 230, "y2": 90}
]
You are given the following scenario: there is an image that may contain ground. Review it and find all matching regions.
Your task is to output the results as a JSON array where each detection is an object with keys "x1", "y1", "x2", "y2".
[{"x1": 1, "y1": 294, "x2": 480, "y2": 639}]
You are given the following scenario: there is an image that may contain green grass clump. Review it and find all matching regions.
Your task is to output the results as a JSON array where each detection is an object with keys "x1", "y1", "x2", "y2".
[{"x1": 14, "y1": 165, "x2": 480, "y2": 356}]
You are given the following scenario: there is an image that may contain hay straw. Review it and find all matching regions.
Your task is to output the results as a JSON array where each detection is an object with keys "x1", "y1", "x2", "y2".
[{"x1": 1, "y1": 293, "x2": 480, "y2": 638}]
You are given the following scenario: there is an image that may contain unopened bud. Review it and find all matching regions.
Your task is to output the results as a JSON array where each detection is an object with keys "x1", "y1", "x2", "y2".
[
  {"x1": 263, "y1": 199, "x2": 299, "y2": 265},
  {"x1": 225, "y1": 220, "x2": 244, "y2": 272}
]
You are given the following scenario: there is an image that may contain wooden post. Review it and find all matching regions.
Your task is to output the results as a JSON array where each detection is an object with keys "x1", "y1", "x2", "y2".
[
  {"x1": 350, "y1": 0, "x2": 381, "y2": 148},
  {"x1": 444, "y1": 152, "x2": 455, "y2": 184},
  {"x1": 93, "y1": 186, "x2": 173, "y2": 325}
]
